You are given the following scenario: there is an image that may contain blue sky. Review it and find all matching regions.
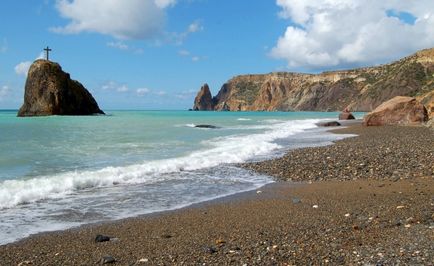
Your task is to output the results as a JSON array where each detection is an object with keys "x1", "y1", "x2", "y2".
[{"x1": 1, "y1": 0, "x2": 434, "y2": 110}]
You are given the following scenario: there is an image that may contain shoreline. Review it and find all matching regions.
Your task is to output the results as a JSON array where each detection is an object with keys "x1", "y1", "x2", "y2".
[{"x1": 1, "y1": 124, "x2": 433, "y2": 265}]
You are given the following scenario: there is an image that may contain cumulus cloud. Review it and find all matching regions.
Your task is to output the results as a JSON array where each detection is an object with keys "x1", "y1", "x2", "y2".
[
  {"x1": 14, "y1": 62, "x2": 32, "y2": 76},
  {"x1": 271, "y1": 0, "x2": 434, "y2": 69},
  {"x1": 52, "y1": 0, "x2": 176, "y2": 40},
  {"x1": 14, "y1": 52, "x2": 46, "y2": 77}
]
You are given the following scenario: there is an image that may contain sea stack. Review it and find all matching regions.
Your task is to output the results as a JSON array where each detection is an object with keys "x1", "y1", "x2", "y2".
[
  {"x1": 193, "y1": 83, "x2": 214, "y2": 111},
  {"x1": 17, "y1": 59, "x2": 104, "y2": 116}
]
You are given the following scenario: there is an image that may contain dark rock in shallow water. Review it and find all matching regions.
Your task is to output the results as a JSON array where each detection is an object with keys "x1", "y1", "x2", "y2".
[
  {"x1": 318, "y1": 121, "x2": 341, "y2": 127},
  {"x1": 95, "y1": 234, "x2": 111, "y2": 243},
  {"x1": 195, "y1": 124, "x2": 219, "y2": 129},
  {"x1": 17, "y1": 59, "x2": 104, "y2": 117},
  {"x1": 339, "y1": 111, "x2": 355, "y2": 120}
]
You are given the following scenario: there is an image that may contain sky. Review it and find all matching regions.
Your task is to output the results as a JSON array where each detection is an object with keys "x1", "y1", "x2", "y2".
[{"x1": 1, "y1": 0, "x2": 434, "y2": 110}]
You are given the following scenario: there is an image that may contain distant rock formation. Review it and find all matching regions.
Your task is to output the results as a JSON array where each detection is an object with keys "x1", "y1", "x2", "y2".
[
  {"x1": 192, "y1": 48, "x2": 434, "y2": 112},
  {"x1": 18, "y1": 59, "x2": 104, "y2": 117},
  {"x1": 363, "y1": 96, "x2": 428, "y2": 126},
  {"x1": 193, "y1": 84, "x2": 214, "y2": 111}
]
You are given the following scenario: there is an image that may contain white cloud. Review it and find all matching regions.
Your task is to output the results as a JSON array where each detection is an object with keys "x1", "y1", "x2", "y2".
[
  {"x1": 52, "y1": 0, "x2": 176, "y2": 40},
  {"x1": 175, "y1": 89, "x2": 196, "y2": 99},
  {"x1": 0, "y1": 85, "x2": 11, "y2": 100},
  {"x1": 14, "y1": 52, "x2": 46, "y2": 77},
  {"x1": 271, "y1": 0, "x2": 434, "y2": 69},
  {"x1": 101, "y1": 81, "x2": 129, "y2": 93},
  {"x1": 171, "y1": 20, "x2": 204, "y2": 45},
  {"x1": 14, "y1": 62, "x2": 32, "y2": 76},
  {"x1": 155, "y1": 0, "x2": 176, "y2": 8},
  {"x1": 178, "y1": 50, "x2": 190, "y2": 56},
  {"x1": 136, "y1": 88, "x2": 167, "y2": 97},
  {"x1": 107, "y1": 41, "x2": 129, "y2": 50},
  {"x1": 187, "y1": 21, "x2": 203, "y2": 33},
  {"x1": 191, "y1": 56, "x2": 200, "y2": 62},
  {"x1": 136, "y1": 88, "x2": 150, "y2": 96},
  {"x1": 0, "y1": 38, "x2": 7, "y2": 53}
]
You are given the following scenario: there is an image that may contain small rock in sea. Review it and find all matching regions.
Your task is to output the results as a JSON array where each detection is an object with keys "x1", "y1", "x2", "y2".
[
  {"x1": 312, "y1": 205, "x2": 319, "y2": 208},
  {"x1": 204, "y1": 246, "x2": 217, "y2": 254},
  {"x1": 195, "y1": 124, "x2": 219, "y2": 129},
  {"x1": 100, "y1": 256, "x2": 116, "y2": 264},
  {"x1": 95, "y1": 234, "x2": 111, "y2": 243}
]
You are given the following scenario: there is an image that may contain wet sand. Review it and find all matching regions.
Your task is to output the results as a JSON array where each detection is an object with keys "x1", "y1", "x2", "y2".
[{"x1": 0, "y1": 125, "x2": 433, "y2": 265}]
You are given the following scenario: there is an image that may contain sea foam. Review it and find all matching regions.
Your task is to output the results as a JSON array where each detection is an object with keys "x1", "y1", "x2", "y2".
[{"x1": 0, "y1": 119, "x2": 320, "y2": 209}]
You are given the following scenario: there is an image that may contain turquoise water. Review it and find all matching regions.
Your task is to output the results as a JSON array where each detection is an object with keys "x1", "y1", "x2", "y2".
[{"x1": 0, "y1": 110, "x2": 358, "y2": 244}]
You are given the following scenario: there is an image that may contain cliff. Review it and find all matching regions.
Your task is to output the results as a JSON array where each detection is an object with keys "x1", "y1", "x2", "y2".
[
  {"x1": 18, "y1": 60, "x2": 104, "y2": 116},
  {"x1": 193, "y1": 48, "x2": 434, "y2": 112}
]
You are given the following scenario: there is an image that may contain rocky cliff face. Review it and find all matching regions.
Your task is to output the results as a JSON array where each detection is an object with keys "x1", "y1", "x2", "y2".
[
  {"x1": 193, "y1": 84, "x2": 214, "y2": 111},
  {"x1": 18, "y1": 60, "x2": 104, "y2": 116},
  {"x1": 194, "y1": 48, "x2": 434, "y2": 112}
]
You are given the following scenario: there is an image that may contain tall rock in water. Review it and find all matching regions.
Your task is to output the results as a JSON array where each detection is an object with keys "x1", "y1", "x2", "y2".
[
  {"x1": 17, "y1": 59, "x2": 104, "y2": 117},
  {"x1": 193, "y1": 83, "x2": 214, "y2": 111}
]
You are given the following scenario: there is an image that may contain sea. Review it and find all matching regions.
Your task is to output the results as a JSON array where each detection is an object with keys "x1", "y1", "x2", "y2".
[{"x1": 0, "y1": 110, "x2": 360, "y2": 245}]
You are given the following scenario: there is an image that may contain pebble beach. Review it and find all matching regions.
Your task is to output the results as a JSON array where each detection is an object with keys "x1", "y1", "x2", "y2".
[{"x1": 0, "y1": 125, "x2": 433, "y2": 265}]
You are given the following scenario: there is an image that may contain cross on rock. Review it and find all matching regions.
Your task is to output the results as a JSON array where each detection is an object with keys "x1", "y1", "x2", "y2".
[{"x1": 44, "y1": 46, "x2": 52, "y2": 61}]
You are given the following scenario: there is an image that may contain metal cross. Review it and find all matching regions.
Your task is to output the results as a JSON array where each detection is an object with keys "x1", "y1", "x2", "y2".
[{"x1": 44, "y1": 46, "x2": 52, "y2": 61}]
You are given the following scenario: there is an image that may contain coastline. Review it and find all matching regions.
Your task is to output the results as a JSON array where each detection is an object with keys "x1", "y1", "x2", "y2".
[{"x1": 0, "y1": 124, "x2": 433, "y2": 265}]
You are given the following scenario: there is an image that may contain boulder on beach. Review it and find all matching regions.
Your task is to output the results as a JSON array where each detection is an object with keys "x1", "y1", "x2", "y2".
[
  {"x1": 17, "y1": 59, "x2": 104, "y2": 117},
  {"x1": 363, "y1": 96, "x2": 428, "y2": 126}
]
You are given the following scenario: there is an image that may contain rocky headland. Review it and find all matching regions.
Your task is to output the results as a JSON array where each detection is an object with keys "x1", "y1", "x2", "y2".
[
  {"x1": 17, "y1": 59, "x2": 104, "y2": 116},
  {"x1": 193, "y1": 48, "x2": 434, "y2": 112}
]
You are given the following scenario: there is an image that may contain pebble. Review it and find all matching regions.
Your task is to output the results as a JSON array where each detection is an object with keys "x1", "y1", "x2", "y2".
[
  {"x1": 292, "y1": 197, "x2": 301, "y2": 204},
  {"x1": 95, "y1": 234, "x2": 111, "y2": 243},
  {"x1": 345, "y1": 213, "x2": 351, "y2": 217},
  {"x1": 396, "y1": 206, "x2": 405, "y2": 209},
  {"x1": 100, "y1": 256, "x2": 116, "y2": 264},
  {"x1": 313, "y1": 205, "x2": 319, "y2": 208},
  {"x1": 204, "y1": 246, "x2": 217, "y2": 254},
  {"x1": 138, "y1": 258, "x2": 149, "y2": 263}
]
